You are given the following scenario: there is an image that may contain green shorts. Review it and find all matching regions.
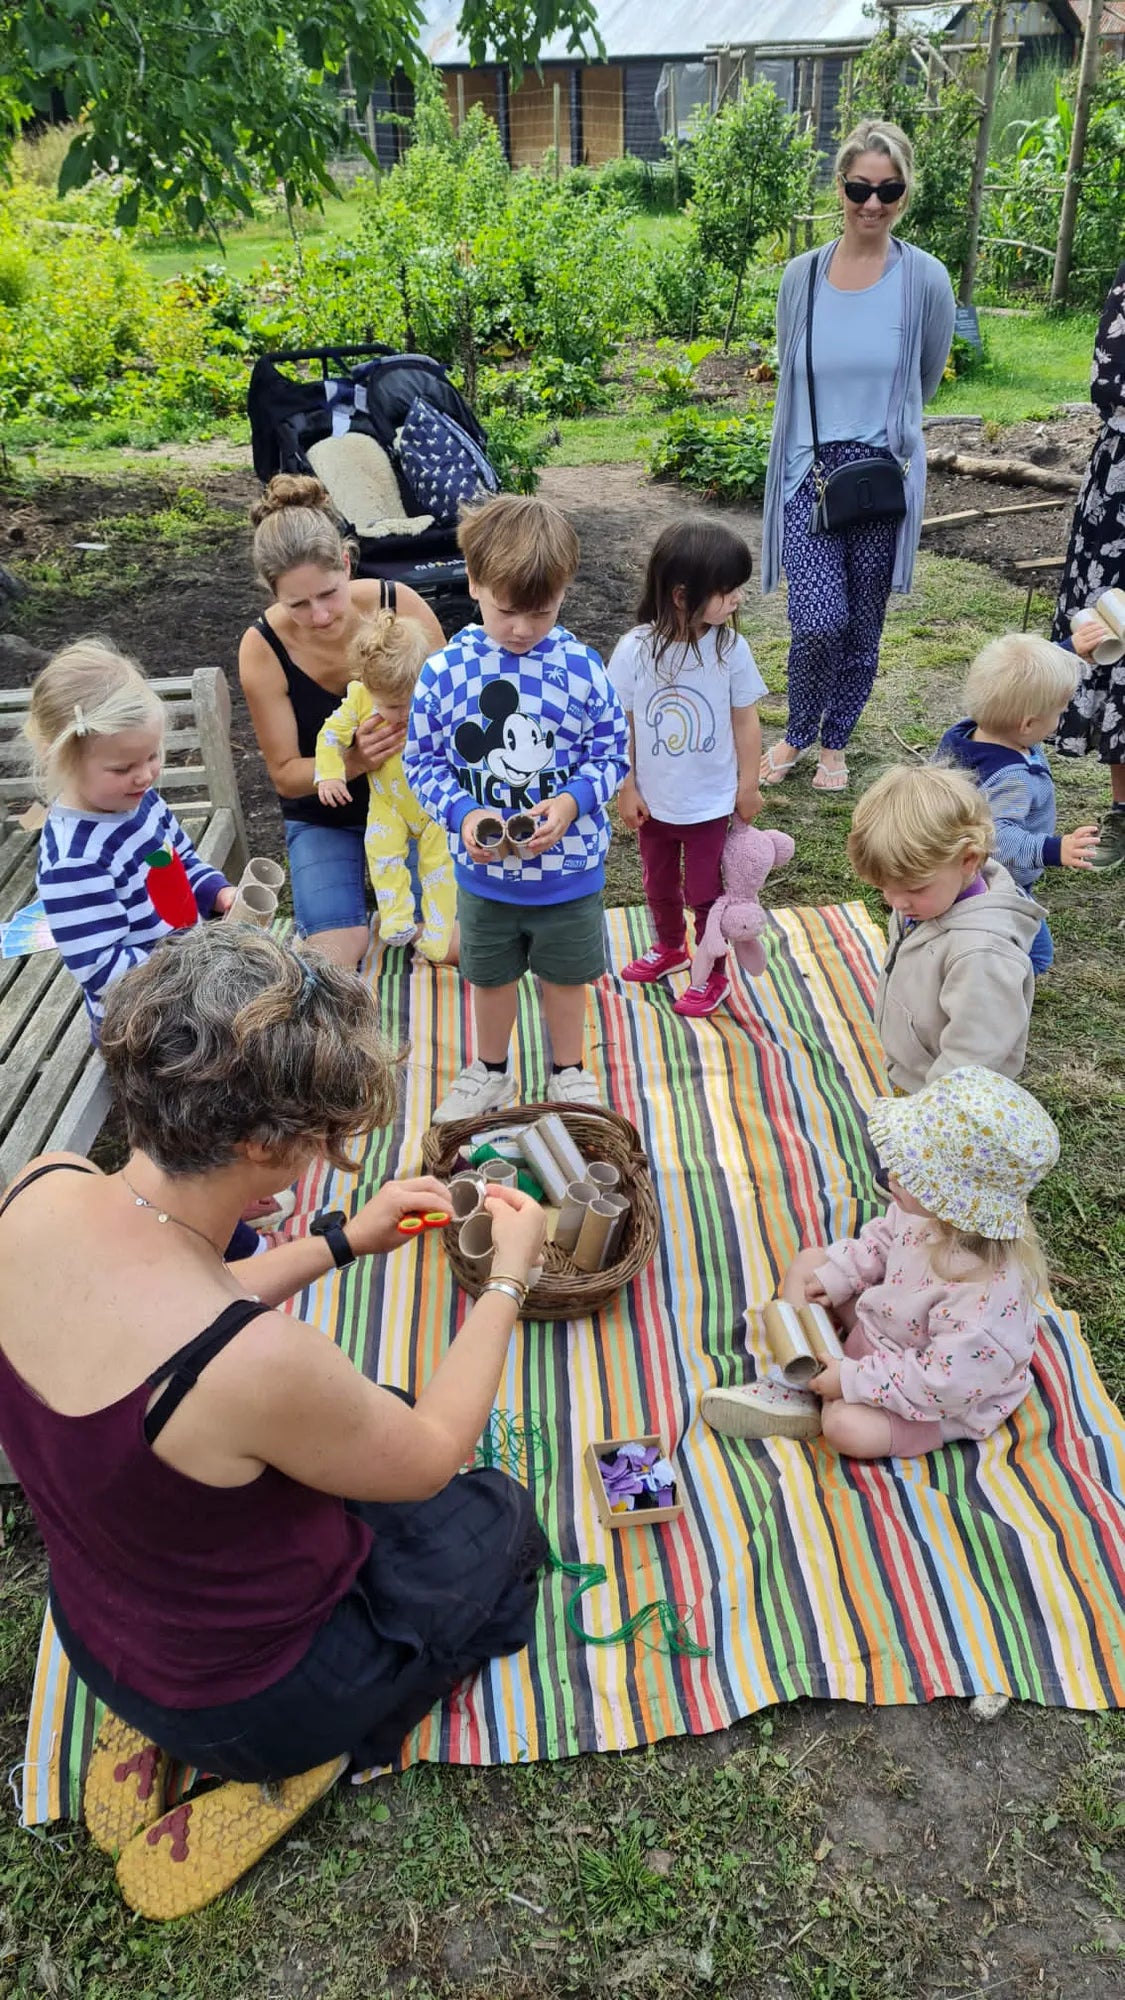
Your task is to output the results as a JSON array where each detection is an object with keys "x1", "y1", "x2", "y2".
[{"x1": 457, "y1": 887, "x2": 606, "y2": 988}]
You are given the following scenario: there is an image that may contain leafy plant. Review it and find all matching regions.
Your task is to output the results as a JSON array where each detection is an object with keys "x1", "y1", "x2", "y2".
[
  {"x1": 636, "y1": 336, "x2": 718, "y2": 407},
  {"x1": 647, "y1": 405, "x2": 773, "y2": 501},
  {"x1": 3, "y1": 3, "x2": 603, "y2": 229},
  {"x1": 688, "y1": 82, "x2": 814, "y2": 349},
  {"x1": 479, "y1": 411, "x2": 553, "y2": 493},
  {"x1": 985, "y1": 59, "x2": 1125, "y2": 306},
  {"x1": 524, "y1": 353, "x2": 608, "y2": 415}
]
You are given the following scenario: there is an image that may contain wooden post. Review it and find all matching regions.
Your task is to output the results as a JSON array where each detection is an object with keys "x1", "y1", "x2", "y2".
[
  {"x1": 957, "y1": 1, "x2": 1006, "y2": 309},
  {"x1": 1051, "y1": 0, "x2": 1105, "y2": 308},
  {"x1": 553, "y1": 78, "x2": 561, "y2": 177},
  {"x1": 669, "y1": 66, "x2": 680, "y2": 208},
  {"x1": 456, "y1": 71, "x2": 465, "y2": 132}
]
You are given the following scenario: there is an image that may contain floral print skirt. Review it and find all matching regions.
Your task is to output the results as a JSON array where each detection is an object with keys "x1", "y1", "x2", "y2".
[{"x1": 1051, "y1": 418, "x2": 1125, "y2": 764}]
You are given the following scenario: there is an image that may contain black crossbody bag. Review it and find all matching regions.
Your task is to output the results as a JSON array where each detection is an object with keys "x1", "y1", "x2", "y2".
[{"x1": 804, "y1": 256, "x2": 908, "y2": 535}]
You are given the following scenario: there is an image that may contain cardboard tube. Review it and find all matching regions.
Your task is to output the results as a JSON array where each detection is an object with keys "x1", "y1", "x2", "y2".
[
  {"x1": 473, "y1": 816, "x2": 508, "y2": 861},
  {"x1": 448, "y1": 1174, "x2": 484, "y2": 1221},
  {"x1": 516, "y1": 1125, "x2": 571, "y2": 1205},
  {"x1": 480, "y1": 1158, "x2": 517, "y2": 1187},
  {"x1": 1075, "y1": 606, "x2": 1125, "y2": 665},
  {"x1": 798, "y1": 1302, "x2": 843, "y2": 1365},
  {"x1": 226, "y1": 882, "x2": 277, "y2": 928},
  {"x1": 1095, "y1": 589, "x2": 1125, "y2": 642},
  {"x1": 241, "y1": 856, "x2": 285, "y2": 893},
  {"x1": 599, "y1": 1191, "x2": 630, "y2": 1261},
  {"x1": 459, "y1": 1211, "x2": 494, "y2": 1278},
  {"x1": 572, "y1": 1198, "x2": 617, "y2": 1273},
  {"x1": 505, "y1": 812, "x2": 537, "y2": 857},
  {"x1": 762, "y1": 1301, "x2": 820, "y2": 1386},
  {"x1": 586, "y1": 1160, "x2": 620, "y2": 1194},
  {"x1": 554, "y1": 1179, "x2": 597, "y2": 1254},
  {"x1": 536, "y1": 1113, "x2": 588, "y2": 1187}
]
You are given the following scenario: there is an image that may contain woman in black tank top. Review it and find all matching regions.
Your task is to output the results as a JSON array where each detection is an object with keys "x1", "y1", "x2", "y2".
[{"x1": 238, "y1": 475, "x2": 445, "y2": 966}]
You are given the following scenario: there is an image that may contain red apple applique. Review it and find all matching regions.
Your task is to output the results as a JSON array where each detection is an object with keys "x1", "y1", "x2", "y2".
[{"x1": 143, "y1": 844, "x2": 199, "y2": 928}]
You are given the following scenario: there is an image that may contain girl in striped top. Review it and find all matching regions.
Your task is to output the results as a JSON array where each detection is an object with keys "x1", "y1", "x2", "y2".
[{"x1": 29, "y1": 639, "x2": 237, "y2": 1035}]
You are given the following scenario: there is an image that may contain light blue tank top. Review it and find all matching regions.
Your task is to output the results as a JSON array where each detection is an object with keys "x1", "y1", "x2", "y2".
[{"x1": 783, "y1": 247, "x2": 905, "y2": 500}]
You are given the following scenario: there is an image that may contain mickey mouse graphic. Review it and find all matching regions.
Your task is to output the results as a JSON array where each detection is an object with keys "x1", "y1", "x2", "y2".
[{"x1": 454, "y1": 682, "x2": 558, "y2": 806}]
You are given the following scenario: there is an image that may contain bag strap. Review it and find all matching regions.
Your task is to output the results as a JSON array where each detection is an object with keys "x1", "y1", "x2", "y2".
[{"x1": 804, "y1": 255, "x2": 822, "y2": 480}]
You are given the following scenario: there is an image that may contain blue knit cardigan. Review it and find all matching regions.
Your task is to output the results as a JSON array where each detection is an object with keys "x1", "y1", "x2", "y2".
[{"x1": 760, "y1": 239, "x2": 956, "y2": 597}]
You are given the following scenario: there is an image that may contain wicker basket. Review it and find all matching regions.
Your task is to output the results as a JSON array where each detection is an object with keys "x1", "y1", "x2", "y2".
[{"x1": 421, "y1": 1102, "x2": 659, "y2": 1320}]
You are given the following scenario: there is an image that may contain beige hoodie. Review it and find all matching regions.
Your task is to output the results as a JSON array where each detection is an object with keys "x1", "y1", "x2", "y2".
[{"x1": 875, "y1": 859, "x2": 1044, "y2": 1095}]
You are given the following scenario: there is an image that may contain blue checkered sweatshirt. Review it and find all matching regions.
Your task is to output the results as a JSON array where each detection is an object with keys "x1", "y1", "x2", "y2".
[
  {"x1": 38, "y1": 790, "x2": 228, "y2": 1033},
  {"x1": 405, "y1": 624, "x2": 629, "y2": 905}
]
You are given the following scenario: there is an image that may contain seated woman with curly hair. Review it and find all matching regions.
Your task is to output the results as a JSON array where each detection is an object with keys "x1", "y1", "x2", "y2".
[{"x1": 0, "y1": 924, "x2": 547, "y2": 1919}]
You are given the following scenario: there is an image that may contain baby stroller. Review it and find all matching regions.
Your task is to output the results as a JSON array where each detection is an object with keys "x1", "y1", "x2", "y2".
[{"x1": 248, "y1": 342, "x2": 499, "y2": 631}]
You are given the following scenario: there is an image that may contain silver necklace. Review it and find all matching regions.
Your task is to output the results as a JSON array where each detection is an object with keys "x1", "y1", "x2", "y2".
[{"x1": 121, "y1": 1171, "x2": 225, "y2": 1257}]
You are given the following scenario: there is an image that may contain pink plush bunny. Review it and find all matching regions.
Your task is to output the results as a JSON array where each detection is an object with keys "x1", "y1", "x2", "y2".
[{"x1": 690, "y1": 819, "x2": 795, "y2": 984}]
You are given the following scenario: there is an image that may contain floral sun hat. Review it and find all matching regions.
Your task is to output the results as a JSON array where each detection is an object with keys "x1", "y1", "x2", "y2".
[{"x1": 866, "y1": 1066, "x2": 1060, "y2": 1240}]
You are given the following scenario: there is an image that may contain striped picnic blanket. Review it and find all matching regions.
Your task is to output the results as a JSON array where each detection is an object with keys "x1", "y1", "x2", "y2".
[{"x1": 19, "y1": 903, "x2": 1125, "y2": 1822}]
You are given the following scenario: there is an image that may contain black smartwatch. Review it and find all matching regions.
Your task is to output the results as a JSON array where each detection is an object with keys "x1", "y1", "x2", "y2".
[{"x1": 309, "y1": 1208, "x2": 356, "y2": 1270}]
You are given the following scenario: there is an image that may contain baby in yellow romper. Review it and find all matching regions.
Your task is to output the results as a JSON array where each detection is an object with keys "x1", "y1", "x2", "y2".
[{"x1": 315, "y1": 612, "x2": 457, "y2": 962}]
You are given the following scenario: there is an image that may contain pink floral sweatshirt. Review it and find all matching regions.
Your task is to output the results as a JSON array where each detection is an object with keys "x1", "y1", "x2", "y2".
[{"x1": 813, "y1": 1205, "x2": 1039, "y2": 1440}]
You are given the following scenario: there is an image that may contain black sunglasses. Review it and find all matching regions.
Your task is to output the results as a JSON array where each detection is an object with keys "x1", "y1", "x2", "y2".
[{"x1": 841, "y1": 177, "x2": 907, "y2": 206}]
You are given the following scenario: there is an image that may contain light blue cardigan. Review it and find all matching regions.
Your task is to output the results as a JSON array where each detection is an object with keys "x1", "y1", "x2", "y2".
[{"x1": 760, "y1": 239, "x2": 956, "y2": 596}]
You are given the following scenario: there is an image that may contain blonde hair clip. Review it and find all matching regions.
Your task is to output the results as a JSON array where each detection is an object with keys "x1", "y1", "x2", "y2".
[{"x1": 72, "y1": 703, "x2": 89, "y2": 737}]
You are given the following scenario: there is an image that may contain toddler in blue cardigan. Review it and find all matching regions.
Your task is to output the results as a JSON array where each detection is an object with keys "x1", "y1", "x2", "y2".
[{"x1": 937, "y1": 633, "x2": 1100, "y2": 974}]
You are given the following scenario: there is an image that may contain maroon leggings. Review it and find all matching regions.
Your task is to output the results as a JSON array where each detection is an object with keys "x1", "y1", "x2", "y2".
[{"x1": 638, "y1": 813, "x2": 729, "y2": 949}]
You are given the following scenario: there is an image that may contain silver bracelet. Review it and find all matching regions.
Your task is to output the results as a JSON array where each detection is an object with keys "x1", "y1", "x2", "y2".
[{"x1": 482, "y1": 1278, "x2": 525, "y2": 1308}]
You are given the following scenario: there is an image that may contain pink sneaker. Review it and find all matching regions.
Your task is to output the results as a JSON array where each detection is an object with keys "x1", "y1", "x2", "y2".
[
  {"x1": 673, "y1": 968, "x2": 730, "y2": 1018},
  {"x1": 621, "y1": 942, "x2": 690, "y2": 983}
]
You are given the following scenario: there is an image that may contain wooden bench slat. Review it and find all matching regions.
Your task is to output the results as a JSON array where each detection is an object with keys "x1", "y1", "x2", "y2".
[
  {"x1": 1, "y1": 1010, "x2": 104, "y2": 1184},
  {"x1": 0, "y1": 967, "x2": 85, "y2": 1128},
  {"x1": 0, "y1": 952, "x2": 68, "y2": 1064}
]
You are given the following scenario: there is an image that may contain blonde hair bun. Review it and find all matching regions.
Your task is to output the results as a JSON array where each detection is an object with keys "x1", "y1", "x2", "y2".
[{"x1": 249, "y1": 473, "x2": 333, "y2": 527}]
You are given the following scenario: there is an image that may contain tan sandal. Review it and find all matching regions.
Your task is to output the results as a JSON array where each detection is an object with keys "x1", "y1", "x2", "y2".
[
  {"x1": 760, "y1": 743, "x2": 801, "y2": 786},
  {"x1": 812, "y1": 757, "x2": 849, "y2": 793},
  {"x1": 83, "y1": 1713, "x2": 169, "y2": 1856},
  {"x1": 115, "y1": 1754, "x2": 348, "y2": 1920}
]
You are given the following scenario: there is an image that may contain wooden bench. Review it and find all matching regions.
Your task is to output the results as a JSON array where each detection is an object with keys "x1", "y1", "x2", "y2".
[{"x1": 0, "y1": 667, "x2": 249, "y2": 1188}]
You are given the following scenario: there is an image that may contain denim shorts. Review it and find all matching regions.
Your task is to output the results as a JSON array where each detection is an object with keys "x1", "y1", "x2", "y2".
[{"x1": 283, "y1": 819, "x2": 370, "y2": 937}]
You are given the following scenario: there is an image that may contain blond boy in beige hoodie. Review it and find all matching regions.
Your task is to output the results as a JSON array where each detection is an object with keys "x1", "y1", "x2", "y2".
[{"x1": 849, "y1": 765, "x2": 1042, "y2": 1095}]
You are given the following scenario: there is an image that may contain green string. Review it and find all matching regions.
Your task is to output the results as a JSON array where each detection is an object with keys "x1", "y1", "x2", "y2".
[
  {"x1": 474, "y1": 1409, "x2": 552, "y2": 1482},
  {"x1": 548, "y1": 1550, "x2": 711, "y2": 1659}
]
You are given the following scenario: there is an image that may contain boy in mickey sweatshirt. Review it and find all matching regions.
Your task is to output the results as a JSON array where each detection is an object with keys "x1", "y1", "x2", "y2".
[{"x1": 405, "y1": 494, "x2": 629, "y2": 1123}]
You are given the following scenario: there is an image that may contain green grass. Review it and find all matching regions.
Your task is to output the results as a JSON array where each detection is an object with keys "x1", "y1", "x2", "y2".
[
  {"x1": 135, "y1": 193, "x2": 369, "y2": 281},
  {"x1": 932, "y1": 306, "x2": 1099, "y2": 421}
]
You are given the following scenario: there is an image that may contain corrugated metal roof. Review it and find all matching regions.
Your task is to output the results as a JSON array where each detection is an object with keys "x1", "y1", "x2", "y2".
[{"x1": 421, "y1": 2, "x2": 942, "y2": 66}]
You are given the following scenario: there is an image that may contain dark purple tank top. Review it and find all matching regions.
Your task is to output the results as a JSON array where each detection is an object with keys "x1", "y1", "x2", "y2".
[{"x1": 0, "y1": 1167, "x2": 372, "y2": 1706}]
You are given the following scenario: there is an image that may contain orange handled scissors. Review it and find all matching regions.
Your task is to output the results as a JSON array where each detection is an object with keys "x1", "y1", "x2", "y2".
[{"x1": 396, "y1": 1209, "x2": 452, "y2": 1237}]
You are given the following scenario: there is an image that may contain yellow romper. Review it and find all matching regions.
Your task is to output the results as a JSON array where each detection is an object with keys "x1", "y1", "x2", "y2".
[{"x1": 314, "y1": 682, "x2": 455, "y2": 962}]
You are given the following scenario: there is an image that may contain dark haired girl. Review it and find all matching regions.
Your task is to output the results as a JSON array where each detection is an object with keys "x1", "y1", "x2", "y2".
[{"x1": 607, "y1": 520, "x2": 766, "y2": 1018}]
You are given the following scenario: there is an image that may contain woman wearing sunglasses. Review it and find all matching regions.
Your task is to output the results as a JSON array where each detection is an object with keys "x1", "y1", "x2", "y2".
[{"x1": 760, "y1": 119, "x2": 955, "y2": 792}]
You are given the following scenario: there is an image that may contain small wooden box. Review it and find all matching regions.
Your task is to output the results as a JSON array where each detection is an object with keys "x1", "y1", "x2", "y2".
[{"x1": 584, "y1": 1434, "x2": 684, "y2": 1530}]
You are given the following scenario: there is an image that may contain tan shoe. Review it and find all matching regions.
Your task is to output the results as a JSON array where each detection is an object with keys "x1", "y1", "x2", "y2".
[
  {"x1": 84, "y1": 1713, "x2": 169, "y2": 1856},
  {"x1": 115, "y1": 1755, "x2": 348, "y2": 1920},
  {"x1": 701, "y1": 1377, "x2": 821, "y2": 1442}
]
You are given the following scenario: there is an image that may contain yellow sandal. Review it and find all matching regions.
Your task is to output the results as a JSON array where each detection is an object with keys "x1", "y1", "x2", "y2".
[
  {"x1": 115, "y1": 1754, "x2": 348, "y2": 1920},
  {"x1": 83, "y1": 1713, "x2": 169, "y2": 1856}
]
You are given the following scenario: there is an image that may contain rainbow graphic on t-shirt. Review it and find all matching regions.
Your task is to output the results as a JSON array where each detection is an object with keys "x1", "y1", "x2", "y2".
[{"x1": 644, "y1": 686, "x2": 717, "y2": 757}]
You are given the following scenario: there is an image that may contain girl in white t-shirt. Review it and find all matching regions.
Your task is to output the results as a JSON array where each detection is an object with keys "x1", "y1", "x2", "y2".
[{"x1": 608, "y1": 521, "x2": 766, "y2": 1017}]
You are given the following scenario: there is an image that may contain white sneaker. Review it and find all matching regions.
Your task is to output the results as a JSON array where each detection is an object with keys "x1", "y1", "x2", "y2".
[
  {"x1": 546, "y1": 1066, "x2": 602, "y2": 1108},
  {"x1": 432, "y1": 1060, "x2": 518, "y2": 1125},
  {"x1": 701, "y1": 1377, "x2": 821, "y2": 1442}
]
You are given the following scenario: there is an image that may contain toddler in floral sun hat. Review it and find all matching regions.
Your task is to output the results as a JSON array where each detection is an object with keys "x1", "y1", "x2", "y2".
[{"x1": 702, "y1": 1067, "x2": 1060, "y2": 1459}]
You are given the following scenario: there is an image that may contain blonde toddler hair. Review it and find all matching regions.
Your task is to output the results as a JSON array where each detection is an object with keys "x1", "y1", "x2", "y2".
[
  {"x1": 458, "y1": 492, "x2": 579, "y2": 613},
  {"x1": 25, "y1": 639, "x2": 165, "y2": 801},
  {"x1": 848, "y1": 765, "x2": 994, "y2": 888},
  {"x1": 927, "y1": 1215, "x2": 1048, "y2": 1303},
  {"x1": 963, "y1": 632, "x2": 1078, "y2": 733},
  {"x1": 349, "y1": 611, "x2": 431, "y2": 706}
]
